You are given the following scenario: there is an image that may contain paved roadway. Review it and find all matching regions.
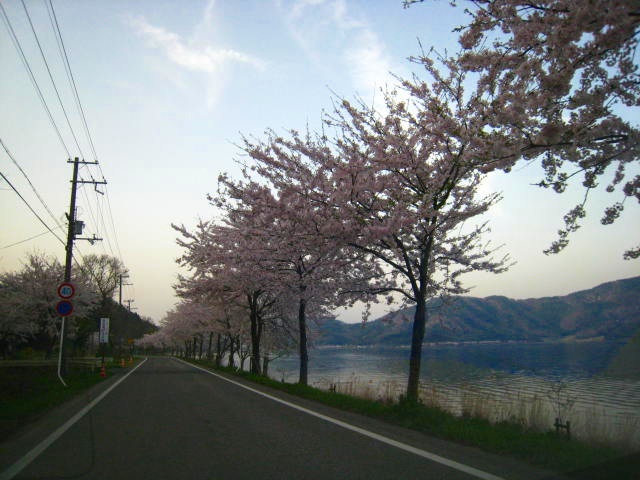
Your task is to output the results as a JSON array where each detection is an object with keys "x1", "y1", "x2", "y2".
[{"x1": 1, "y1": 357, "x2": 553, "y2": 480}]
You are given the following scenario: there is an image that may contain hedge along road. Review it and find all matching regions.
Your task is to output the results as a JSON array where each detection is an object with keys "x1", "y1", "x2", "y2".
[{"x1": 1, "y1": 357, "x2": 550, "y2": 480}]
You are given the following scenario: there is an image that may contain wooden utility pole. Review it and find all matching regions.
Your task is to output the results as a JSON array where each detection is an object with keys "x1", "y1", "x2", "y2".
[
  {"x1": 119, "y1": 272, "x2": 131, "y2": 305},
  {"x1": 58, "y1": 158, "x2": 106, "y2": 381},
  {"x1": 63, "y1": 159, "x2": 79, "y2": 283}
]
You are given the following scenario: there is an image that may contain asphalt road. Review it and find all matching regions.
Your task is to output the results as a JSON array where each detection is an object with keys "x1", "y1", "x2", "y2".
[{"x1": 2, "y1": 357, "x2": 553, "y2": 480}]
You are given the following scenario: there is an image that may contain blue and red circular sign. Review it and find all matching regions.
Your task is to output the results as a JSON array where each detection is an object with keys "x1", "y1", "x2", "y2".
[
  {"x1": 57, "y1": 282, "x2": 75, "y2": 299},
  {"x1": 56, "y1": 300, "x2": 74, "y2": 317}
]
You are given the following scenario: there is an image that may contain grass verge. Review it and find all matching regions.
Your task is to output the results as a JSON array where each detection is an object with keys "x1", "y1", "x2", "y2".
[
  {"x1": 0, "y1": 359, "x2": 135, "y2": 443},
  {"x1": 189, "y1": 359, "x2": 635, "y2": 476}
]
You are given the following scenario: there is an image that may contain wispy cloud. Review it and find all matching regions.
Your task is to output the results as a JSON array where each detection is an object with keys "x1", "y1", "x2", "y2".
[
  {"x1": 127, "y1": 8, "x2": 265, "y2": 108},
  {"x1": 344, "y1": 28, "x2": 392, "y2": 97},
  {"x1": 281, "y1": 0, "x2": 397, "y2": 100}
]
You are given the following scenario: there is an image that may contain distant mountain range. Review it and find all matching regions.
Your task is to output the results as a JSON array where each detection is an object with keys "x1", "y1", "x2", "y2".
[{"x1": 315, "y1": 276, "x2": 640, "y2": 346}]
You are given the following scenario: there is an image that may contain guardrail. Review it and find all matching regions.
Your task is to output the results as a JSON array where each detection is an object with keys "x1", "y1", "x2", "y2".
[{"x1": 0, "y1": 358, "x2": 105, "y2": 370}]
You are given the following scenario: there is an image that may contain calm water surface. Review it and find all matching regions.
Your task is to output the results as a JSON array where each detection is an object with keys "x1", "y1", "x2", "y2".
[
  {"x1": 272, "y1": 341, "x2": 628, "y2": 383},
  {"x1": 270, "y1": 341, "x2": 640, "y2": 446}
]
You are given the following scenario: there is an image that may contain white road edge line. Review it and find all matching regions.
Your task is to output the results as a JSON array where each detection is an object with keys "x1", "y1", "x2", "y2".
[
  {"x1": 176, "y1": 357, "x2": 506, "y2": 480},
  {"x1": 0, "y1": 357, "x2": 148, "y2": 480}
]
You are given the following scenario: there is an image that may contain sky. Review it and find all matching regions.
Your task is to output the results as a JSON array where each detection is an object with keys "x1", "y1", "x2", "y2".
[{"x1": 1, "y1": 0, "x2": 638, "y2": 324}]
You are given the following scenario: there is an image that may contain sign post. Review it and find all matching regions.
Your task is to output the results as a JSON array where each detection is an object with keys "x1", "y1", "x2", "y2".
[
  {"x1": 99, "y1": 318, "x2": 109, "y2": 368},
  {"x1": 56, "y1": 283, "x2": 75, "y2": 387}
]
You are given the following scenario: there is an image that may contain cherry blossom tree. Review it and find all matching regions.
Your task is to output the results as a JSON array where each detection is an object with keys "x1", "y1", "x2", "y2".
[
  {"x1": 159, "y1": 306, "x2": 200, "y2": 358},
  {"x1": 406, "y1": 0, "x2": 640, "y2": 258},
  {"x1": 209, "y1": 64, "x2": 508, "y2": 398},
  {"x1": 0, "y1": 252, "x2": 96, "y2": 358},
  {"x1": 173, "y1": 220, "x2": 281, "y2": 374},
  {"x1": 203, "y1": 53, "x2": 509, "y2": 398},
  {"x1": 260, "y1": 311, "x2": 297, "y2": 378},
  {"x1": 215, "y1": 166, "x2": 381, "y2": 385},
  {"x1": 176, "y1": 300, "x2": 217, "y2": 359},
  {"x1": 312, "y1": 62, "x2": 512, "y2": 401},
  {"x1": 0, "y1": 278, "x2": 36, "y2": 357},
  {"x1": 137, "y1": 329, "x2": 169, "y2": 354}
]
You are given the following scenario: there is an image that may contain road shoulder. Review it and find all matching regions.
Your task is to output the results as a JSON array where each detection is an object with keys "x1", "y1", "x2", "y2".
[
  {"x1": 177, "y1": 358, "x2": 560, "y2": 480},
  {"x1": 0, "y1": 363, "x2": 139, "y2": 472}
]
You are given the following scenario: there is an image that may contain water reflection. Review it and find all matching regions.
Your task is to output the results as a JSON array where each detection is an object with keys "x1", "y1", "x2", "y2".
[
  {"x1": 273, "y1": 341, "x2": 628, "y2": 383},
  {"x1": 269, "y1": 341, "x2": 639, "y2": 448}
]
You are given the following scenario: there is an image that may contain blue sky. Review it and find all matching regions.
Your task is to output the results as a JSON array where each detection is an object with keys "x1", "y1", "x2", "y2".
[{"x1": 1, "y1": 0, "x2": 638, "y2": 323}]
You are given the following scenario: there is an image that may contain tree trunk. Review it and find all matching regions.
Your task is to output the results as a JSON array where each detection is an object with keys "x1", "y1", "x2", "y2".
[
  {"x1": 263, "y1": 355, "x2": 270, "y2": 377},
  {"x1": 406, "y1": 297, "x2": 427, "y2": 402},
  {"x1": 228, "y1": 335, "x2": 235, "y2": 369},
  {"x1": 215, "y1": 334, "x2": 222, "y2": 367},
  {"x1": 198, "y1": 334, "x2": 204, "y2": 359},
  {"x1": 207, "y1": 332, "x2": 213, "y2": 360},
  {"x1": 249, "y1": 293, "x2": 262, "y2": 375},
  {"x1": 298, "y1": 296, "x2": 308, "y2": 385}
]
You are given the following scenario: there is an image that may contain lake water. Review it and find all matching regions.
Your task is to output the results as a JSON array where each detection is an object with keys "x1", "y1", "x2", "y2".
[{"x1": 269, "y1": 341, "x2": 640, "y2": 448}]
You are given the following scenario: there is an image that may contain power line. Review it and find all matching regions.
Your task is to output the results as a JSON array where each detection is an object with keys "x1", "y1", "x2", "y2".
[
  {"x1": 102, "y1": 184, "x2": 125, "y2": 263},
  {"x1": 0, "y1": 1, "x2": 71, "y2": 157},
  {"x1": 79, "y1": 180, "x2": 117, "y2": 261},
  {"x1": 0, "y1": 169, "x2": 66, "y2": 247},
  {"x1": 0, "y1": 226, "x2": 64, "y2": 250},
  {"x1": 4, "y1": 1, "x2": 133, "y2": 309},
  {"x1": 93, "y1": 183, "x2": 117, "y2": 258},
  {"x1": 0, "y1": 136, "x2": 64, "y2": 231},
  {"x1": 20, "y1": 0, "x2": 84, "y2": 158},
  {"x1": 46, "y1": 1, "x2": 127, "y2": 270},
  {"x1": 78, "y1": 182, "x2": 99, "y2": 240},
  {"x1": 47, "y1": 0, "x2": 97, "y2": 161}
]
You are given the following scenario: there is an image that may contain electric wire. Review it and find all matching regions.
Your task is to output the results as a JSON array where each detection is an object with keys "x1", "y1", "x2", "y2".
[
  {"x1": 0, "y1": 226, "x2": 63, "y2": 250},
  {"x1": 0, "y1": 136, "x2": 64, "y2": 231},
  {"x1": 94, "y1": 185, "x2": 117, "y2": 258},
  {"x1": 20, "y1": 0, "x2": 84, "y2": 158},
  {"x1": 4, "y1": 0, "x2": 134, "y2": 306},
  {"x1": 47, "y1": 0, "x2": 127, "y2": 273},
  {"x1": 78, "y1": 182, "x2": 99, "y2": 241},
  {"x1": 71, "y1": 169, "x2": 117, "y2": 271},
  {"x1": 27, "y1": 0, "x2": 108, "y2": 260},
  {"x1": 101, "y1": 184, "x2": 125, "y2": 263},
  {"x1": 0, "y1": 1, "x2": 71, "y2": 158},
  {"x1": 46, "y1": 0, "x2": 97, "y2": 162},
  {"x1": 0, "y1": 169, "x2": 66, "y2": 247}
]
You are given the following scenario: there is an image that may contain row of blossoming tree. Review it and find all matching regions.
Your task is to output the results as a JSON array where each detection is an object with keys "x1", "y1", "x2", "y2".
[
  {"x1": 141, "y1": 0, "x2": 638, "y2": 402},
  {"x1": 0, "y1": 252, "x2": 156, "y2": 359}
]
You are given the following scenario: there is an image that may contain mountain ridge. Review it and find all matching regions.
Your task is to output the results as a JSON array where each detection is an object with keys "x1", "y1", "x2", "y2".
[{"x1": 315, "y1": 276, "x2": 640, "y2": 346}]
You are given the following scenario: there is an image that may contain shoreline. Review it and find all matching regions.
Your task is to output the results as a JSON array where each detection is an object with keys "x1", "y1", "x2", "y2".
[{"x1": 317, "y1": 336, "x2": 621, "y2": 350}]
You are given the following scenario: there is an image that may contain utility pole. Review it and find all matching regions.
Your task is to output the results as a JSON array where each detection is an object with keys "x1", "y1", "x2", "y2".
[
  {"x1": 119, "y1": 272, "x2": 131, "y2": 305},
  {"x1": 63, "y1": 159, "x2": 79, "y2": 282},
  {"x1": 58, "y1": 158, "x2": 106, "y2": 382},
  {"x1": 124, "y1": 299, "x2": 136, "y2": 312}
]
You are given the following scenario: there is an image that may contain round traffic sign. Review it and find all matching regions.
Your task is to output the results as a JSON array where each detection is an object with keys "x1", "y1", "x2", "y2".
[
  {"x1": 56, "y1": 300, "x2": 74, "y2": 317},
  {"x1": 57, "y1": 282, "x2": 75, "y2": 299}
]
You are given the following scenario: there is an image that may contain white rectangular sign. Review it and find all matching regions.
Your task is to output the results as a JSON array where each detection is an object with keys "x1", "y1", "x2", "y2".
[{"x1": 99, "y1": 317, "x2": 110, "y2": 343}]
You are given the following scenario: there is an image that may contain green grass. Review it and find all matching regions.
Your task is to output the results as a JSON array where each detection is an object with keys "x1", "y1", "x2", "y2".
[
  {"x1": 190, "y1": 359, "x2": 630, "y2": 475},
  {"x1": 0, "y1": 359, "x2": 134, "y2": 442}
]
